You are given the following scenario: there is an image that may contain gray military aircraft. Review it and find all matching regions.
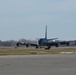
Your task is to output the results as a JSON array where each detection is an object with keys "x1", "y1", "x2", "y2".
[
  {"x1": 16, "y1": 26, "x2": 69, "y2": 49},
  {"x1": 16, "y1": 26, "x2": 59, "y2": 49}
]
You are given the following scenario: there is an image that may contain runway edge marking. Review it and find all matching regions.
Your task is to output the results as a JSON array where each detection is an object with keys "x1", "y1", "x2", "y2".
[{"x1": 60, "y1": 52, "x2": 76, "y2": 54}]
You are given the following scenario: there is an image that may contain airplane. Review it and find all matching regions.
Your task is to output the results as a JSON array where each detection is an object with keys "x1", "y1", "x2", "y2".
[{"x1": 16, "y1": 26, "x2": 69, "y2": 49}]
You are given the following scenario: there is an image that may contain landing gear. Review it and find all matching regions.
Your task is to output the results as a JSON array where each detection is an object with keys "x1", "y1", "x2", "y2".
[
  {"x1": 35, "y1": 45, "x2": 39, "y2": 49},
  {"x1": 45, "y1": 46, "x2": 51, "y2": 50},
  {"x1": 26, "y1": 43, "x2": 30, "y2": 47},
  {"x1": 66, "y1": 42, "x2": 69, "y2": 46},
  {"x1": 55, "y1": 44, "x2": 59, "y2": 47}
]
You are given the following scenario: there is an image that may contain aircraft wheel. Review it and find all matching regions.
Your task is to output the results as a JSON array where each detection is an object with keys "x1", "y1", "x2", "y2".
[
  {"x1": 26, "y1": 43, "x2": 29, "y2": 47},
  {"x1": 55, "y1": 44, "x2": 59, "y2": 47},
  {"x1": 45, "y1": 46, "x2": 51, "y2": 50},
  {"x1": 66, "y1": 42, "x2": 69, "y2": 46},
  {"x1": 36, "y1": 45, "x2": 39, "y2": 49}
]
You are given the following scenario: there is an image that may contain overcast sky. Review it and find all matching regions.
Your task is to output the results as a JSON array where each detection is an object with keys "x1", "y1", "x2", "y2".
[{"x1": 0, "y1": 0, "x2": 76, "y2": 41}]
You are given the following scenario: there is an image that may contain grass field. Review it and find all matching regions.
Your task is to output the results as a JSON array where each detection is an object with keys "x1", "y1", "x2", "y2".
[{"x1": 0, "y1": 47, "x2": 76, "y2": 55}]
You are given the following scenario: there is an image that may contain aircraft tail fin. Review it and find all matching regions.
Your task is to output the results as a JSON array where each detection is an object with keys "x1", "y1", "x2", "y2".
[{"x1": 45, "y1": 25, "x2": 47, "y2": 39}]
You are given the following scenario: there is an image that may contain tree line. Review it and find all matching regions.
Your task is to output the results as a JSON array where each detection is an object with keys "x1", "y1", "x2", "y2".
[
  {"x1": 0, "y1": 40, "x2": 17, "y2": 47},
  {"x1": 0, "y1": 39, "x2": 37, "y2": 47}
]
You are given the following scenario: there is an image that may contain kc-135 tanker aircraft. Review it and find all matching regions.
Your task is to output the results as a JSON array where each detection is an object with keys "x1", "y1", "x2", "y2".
[{"x1": 16, "y1": 26, "x2": 70, "y2": 49}]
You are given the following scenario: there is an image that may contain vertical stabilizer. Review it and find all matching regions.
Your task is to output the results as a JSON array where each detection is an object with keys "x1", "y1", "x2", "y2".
[{"x1": 45, "y1": 25, "x2": 47, "y2": 39}]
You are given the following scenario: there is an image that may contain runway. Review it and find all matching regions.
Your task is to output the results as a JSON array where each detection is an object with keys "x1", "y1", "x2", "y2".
[{"x1": 0, "y1": 54, "x2": 76, "y2": 75}]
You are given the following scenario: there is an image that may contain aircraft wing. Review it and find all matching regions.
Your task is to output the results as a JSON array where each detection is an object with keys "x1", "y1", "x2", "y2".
[{"x1": 29, "y1": 43, "x2": 38, "y2": 46}]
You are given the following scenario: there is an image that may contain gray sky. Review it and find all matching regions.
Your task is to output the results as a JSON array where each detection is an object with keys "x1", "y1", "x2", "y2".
[{"x1": 0, "y1": 0, "x2": 76, "y2": 41}]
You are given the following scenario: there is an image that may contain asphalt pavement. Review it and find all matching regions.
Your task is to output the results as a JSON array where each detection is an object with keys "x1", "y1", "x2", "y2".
[{"x1": 0, "y1": 54, "x2": 76, "y2": 75}]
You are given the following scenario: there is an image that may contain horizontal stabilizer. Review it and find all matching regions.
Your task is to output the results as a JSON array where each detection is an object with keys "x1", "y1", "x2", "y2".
[{"x1": 48, "y1": 38, "x2": 58, "y2": 40}]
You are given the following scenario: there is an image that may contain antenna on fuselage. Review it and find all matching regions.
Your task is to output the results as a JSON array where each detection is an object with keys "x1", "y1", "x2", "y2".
[{"x1": 45, "y1": 25, "x2": 47, "y2": 39}]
